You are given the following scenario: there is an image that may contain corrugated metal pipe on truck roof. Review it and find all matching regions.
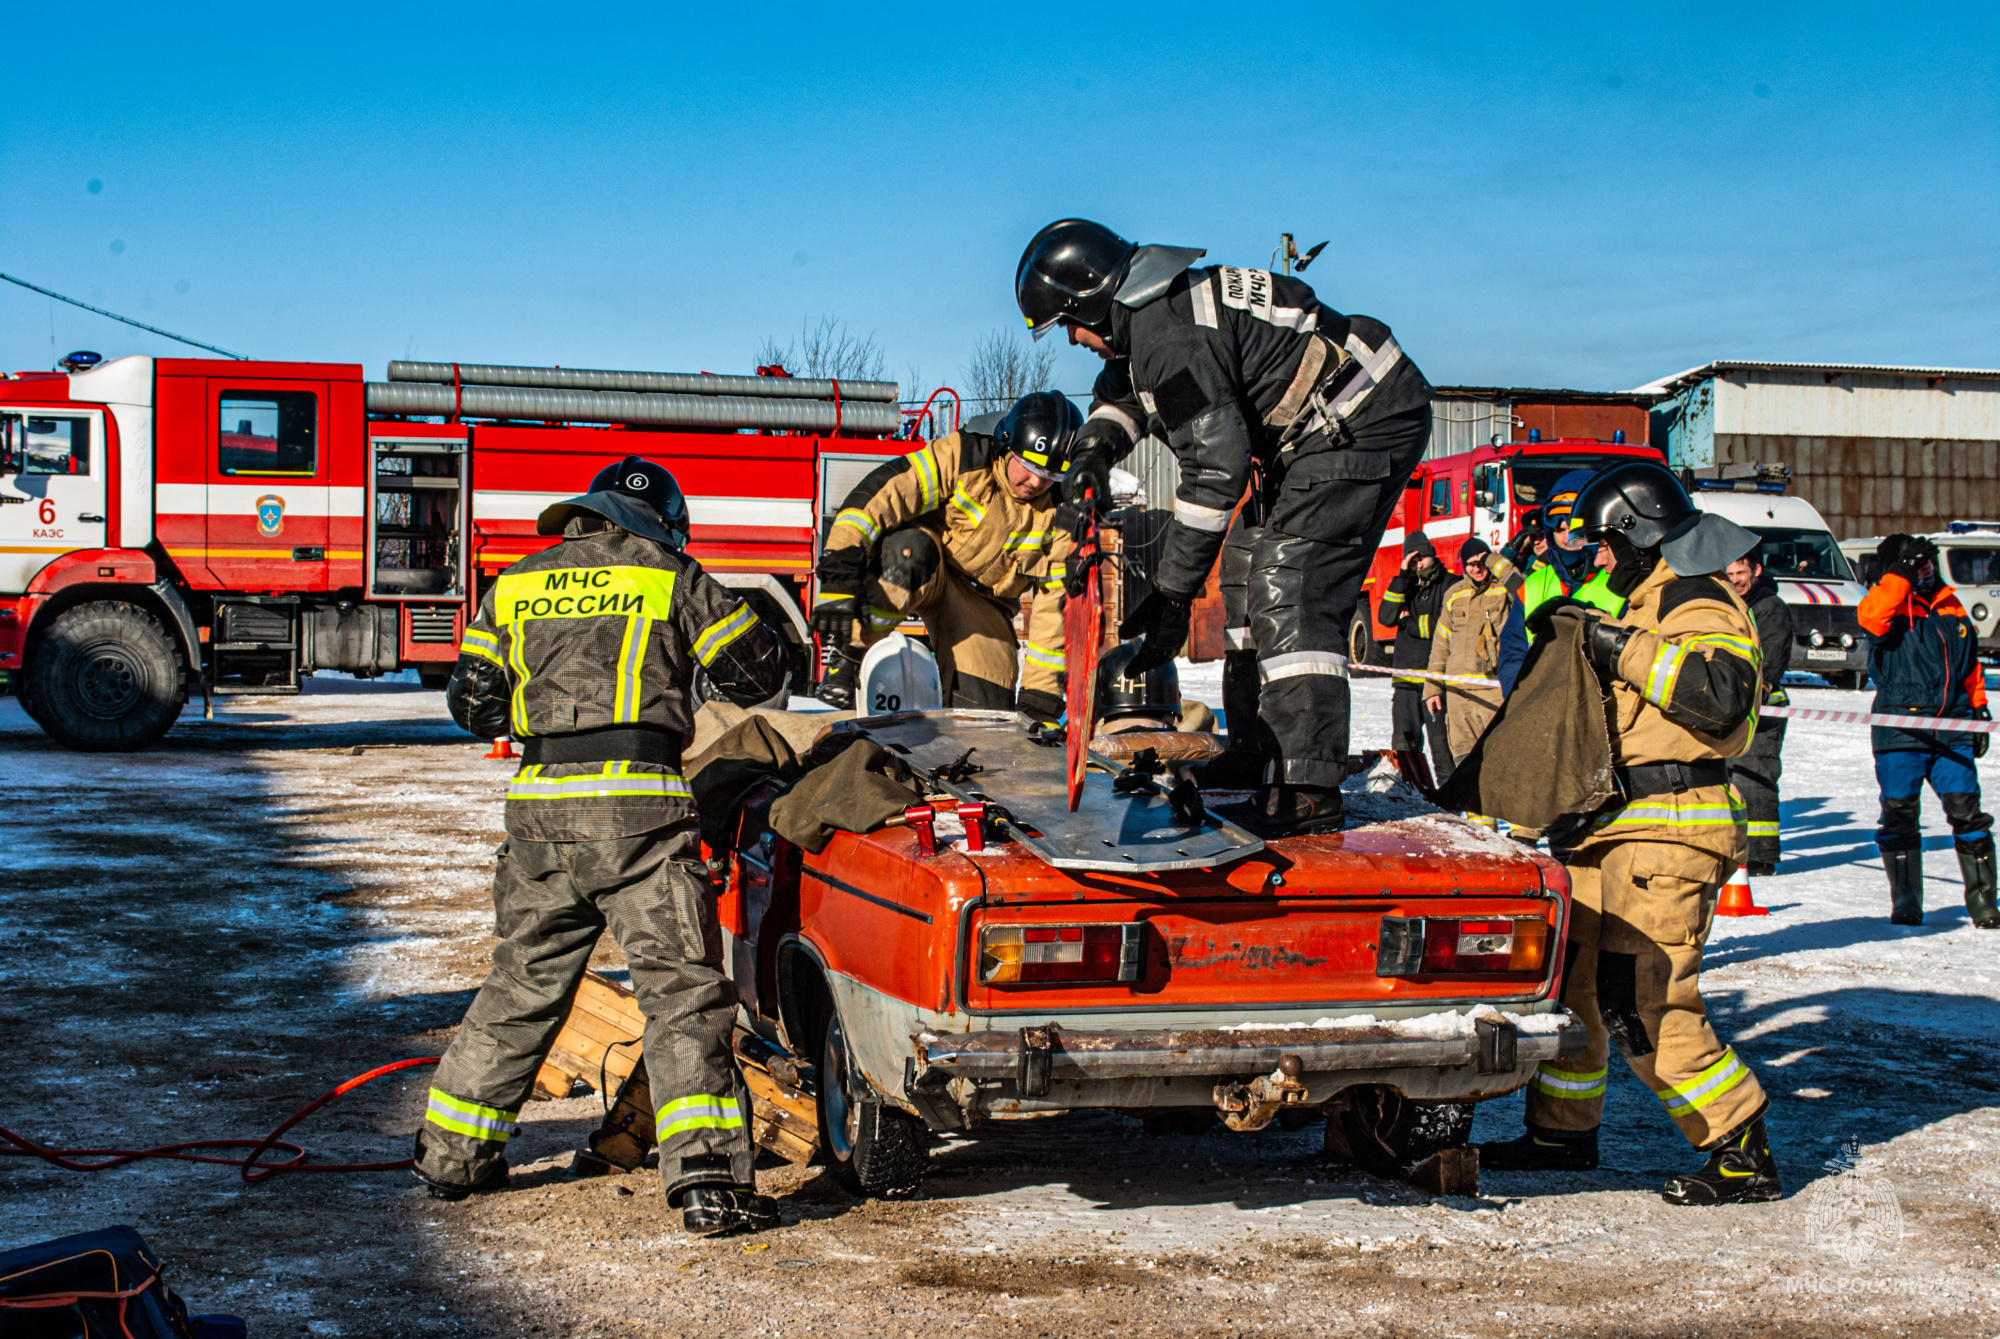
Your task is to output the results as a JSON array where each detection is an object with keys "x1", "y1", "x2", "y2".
[
  {"x1": 385, "y1": 360, "x2": 899, "y2": 403},
  {"x1": 363, "y1": 380, "x2": 902, "y2": 433}
]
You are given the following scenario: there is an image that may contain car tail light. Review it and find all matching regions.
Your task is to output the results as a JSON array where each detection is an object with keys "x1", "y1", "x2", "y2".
[
  {"x1": 1376, "y1": 916, "x2": 1549, "y2": 977},
  {"x1": 978, "y1": 924, "x2": 1144, "y2": 984}
]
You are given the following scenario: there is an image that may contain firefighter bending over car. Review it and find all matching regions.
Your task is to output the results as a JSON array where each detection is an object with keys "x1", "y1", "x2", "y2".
[
  {"x1": 1017, "y1": 219, "x2": 1433, "y2": 833},
  {"x1": 1484, "y1": 462, "x2": 1782, "y2": 1205},
  {"x1": 427, "y1": 456, "x2": 790, "y2": 1236},
  {"x1": 811, "y1": 391, "x2": 1079, "y2": 721}
]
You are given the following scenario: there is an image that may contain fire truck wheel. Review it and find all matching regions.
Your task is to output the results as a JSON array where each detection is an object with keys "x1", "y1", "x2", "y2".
[
  {"x1": 693, "y1": 665, "x2": 791, "y2": 712},
  {"x1": 815, "y1": 1006, "x2": 925, "y2": 1197},
  {"x1": 1347, "y1": 609, "x2": 1382, "y2": 668},
  {"x1": 418, "y1": 669, "x2": 453, "y2": 691},
  {"x1": 1322, "y1": 1085, "x2": 1473, "y2": 1179},
  {"x1": 26, "y1": 601, "x2": 186, "y2": 752}
]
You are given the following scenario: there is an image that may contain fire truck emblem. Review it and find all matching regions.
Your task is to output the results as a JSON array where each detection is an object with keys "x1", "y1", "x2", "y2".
[{"x1": 256, "y1": 494, "x2": 285, "y2": 538}]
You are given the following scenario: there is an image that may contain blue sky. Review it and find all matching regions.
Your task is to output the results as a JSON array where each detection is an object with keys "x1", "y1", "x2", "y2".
[{"x1": 2, "y1": 2, "x2": 1993, "y2": 398}]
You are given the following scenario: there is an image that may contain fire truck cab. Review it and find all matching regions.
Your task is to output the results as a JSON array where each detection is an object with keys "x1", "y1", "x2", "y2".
[
  {"x1": 1352, "y1": 435, "x2": 1664, "y2": 663},
  {"x1": 0, "y1": 355, "x2": 916, "y2": 750}
]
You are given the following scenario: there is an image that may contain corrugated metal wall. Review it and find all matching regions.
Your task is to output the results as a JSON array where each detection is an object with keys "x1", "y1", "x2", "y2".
[
  {"x1": 1123, "y1": 435, "x2": 1180, "y2": 508},
  {"x1": 1429, "y1": 398, "x2": 1512, "y2": 461},
  {"x1": 1717, "y1": 433, "x2": 2000, "y2": 540}
]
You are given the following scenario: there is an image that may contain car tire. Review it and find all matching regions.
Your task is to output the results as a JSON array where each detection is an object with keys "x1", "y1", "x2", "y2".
[
  {"x1": 1322, "y1": 1085, "x2": 1473, "y2": 1178},
  {"x1": 816, "y1": 1006, "x2": 925, "y2": 1197},
  {"x1": 419, "y1": 669, "x2": 453, "y2": 691},
  {"x1": 26, "y1": 601, "x2": 186, "y2": 751}
]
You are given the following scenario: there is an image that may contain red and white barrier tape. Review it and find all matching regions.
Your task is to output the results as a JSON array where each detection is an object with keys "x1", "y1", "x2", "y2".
[
  {"x1": 1762, "y1": 704, "x2": 1998, "y2": 734},
  {"x1": 1350, "y1": 663, "x2": 1994, "y2": 734}
]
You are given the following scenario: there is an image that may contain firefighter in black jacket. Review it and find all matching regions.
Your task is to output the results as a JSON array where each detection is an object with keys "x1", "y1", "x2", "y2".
[
  {"x1": 1381, "y1": 532, "x2": 1453, "y2": 783},
  {"x1": 1018, "y1": 219, "x2": 1433, "y2": 832},
  {"x1": 427, "y1": 457, "x2": 791, "y2": 1236},
  {"x1": 1725, "y1": 552, "x2": 1794, "y2": 873}
]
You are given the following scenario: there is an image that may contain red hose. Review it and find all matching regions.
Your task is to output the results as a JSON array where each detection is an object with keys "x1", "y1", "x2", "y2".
[{"x1": 0, "y1": 1056, "x2": 441, "y2": 1184}]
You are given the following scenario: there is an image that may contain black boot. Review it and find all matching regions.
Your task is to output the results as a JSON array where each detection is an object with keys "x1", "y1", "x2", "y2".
[
  {"x1": 1958, "y1": 834, "x2": 2000, "y2": 929},
  {"x1": 814, "y1": 650, "x2": 859, "y2": 709},
  {"x1": 681, "y1": 1185, "x2": 780, "y2": 1236},
  {"x1": 1885, "y1": 847, "x2": 1924, "y2": 925},
  {"x1": 1479, "y1": 1122, "x2": 1599, "y2": 1172},
  {"x1": 1661, "y1": 1114, "x2": 1781, "y2": 1206},
  {"x1": 413, "y1": 1159, "x2": 509, "y2": 1202},
  {"x1": 1224, "y1": 784, "x2": 1345, "y2": 837}
]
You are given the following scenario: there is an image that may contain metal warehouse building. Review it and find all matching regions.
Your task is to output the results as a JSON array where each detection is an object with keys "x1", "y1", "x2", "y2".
[{"x1": 1641, "y1": 361, "x2": 2000, "y2": 539}]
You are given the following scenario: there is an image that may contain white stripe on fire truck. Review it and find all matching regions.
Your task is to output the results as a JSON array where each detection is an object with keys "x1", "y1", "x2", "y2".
[
  {"x1": 469, "y1": 491, "x2": 814, "y2": 529},
  {"x1": 156, "y1": 484, "x2": 366, "y2": 516}
]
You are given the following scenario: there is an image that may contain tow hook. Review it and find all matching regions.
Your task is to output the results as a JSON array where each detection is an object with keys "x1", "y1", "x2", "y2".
[{"x1": 1213, "y1": 1053, "x2": 1308, "y2": 1132}]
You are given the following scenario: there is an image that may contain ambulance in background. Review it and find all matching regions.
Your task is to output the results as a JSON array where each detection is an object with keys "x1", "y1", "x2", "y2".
[{"x1": 1687, "y1": 464, "x2": 1870, "y2": 689}]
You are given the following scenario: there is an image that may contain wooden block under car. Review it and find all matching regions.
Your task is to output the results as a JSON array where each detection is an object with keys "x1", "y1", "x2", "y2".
[
  {"x1": 1411, "y1": 1147, "x2": 1480, "y2": 1197},
  {"x1": 544, "y1": 969, "x2": 819, "y2": 1168}
]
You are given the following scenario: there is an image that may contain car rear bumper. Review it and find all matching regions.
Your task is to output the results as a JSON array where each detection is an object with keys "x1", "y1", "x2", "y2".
[{"x1": 903, "y1": 1014, "x2": 1588, "y2": 1125}]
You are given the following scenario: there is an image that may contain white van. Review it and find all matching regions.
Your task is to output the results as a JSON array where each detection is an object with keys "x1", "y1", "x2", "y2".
[{"x1": 1689, "y1": 473, "x2": 1870, "y2": 689}]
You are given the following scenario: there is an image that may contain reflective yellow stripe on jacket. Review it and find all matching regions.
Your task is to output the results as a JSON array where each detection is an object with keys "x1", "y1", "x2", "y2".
[
  {"x1": 506, "y1": 763, "x2": 694, "y2": 803},
  {"x1": 459, "y1": 626, "x2": 503, "y2": 667},
  {"x1": 692, "y1": 603, "x2": 759, "y2": 666},
  {"x1": 426, "y1": 1088, "x2": 519, "y2": 1143}
]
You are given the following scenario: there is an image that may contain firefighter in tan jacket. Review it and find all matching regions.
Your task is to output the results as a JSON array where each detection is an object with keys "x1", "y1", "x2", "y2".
[
  {"x1": 1424, "y1": 538, "x2": 1513, "y2": 766},
  {"x1": 812, "y1": 392, "x2": 1081, "y2": 719},
  {"x1": 1483, "y1": 462, "x2": 1782, "y2": 1206}
]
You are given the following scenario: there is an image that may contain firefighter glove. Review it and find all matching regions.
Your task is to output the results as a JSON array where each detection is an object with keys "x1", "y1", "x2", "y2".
[
  {"x1": 1061, "y1": 546, "x2": 1104, "y2": 598},
  {"x1": 1555, "y1": 605, "x2": 1630, "y2": 680},
  {"x1": 1060, "y1": 437, "x2": 1117, "y2": 518},
  {"x1": 1120, "y1": 590, "x2": 1193, "y2": 677},
  {"x1": 811, "y1": 595, "x2": 861, "y2": 645},
  {"x1": 1525, "y1": 594, "x2": 1585, "y2": 645}
]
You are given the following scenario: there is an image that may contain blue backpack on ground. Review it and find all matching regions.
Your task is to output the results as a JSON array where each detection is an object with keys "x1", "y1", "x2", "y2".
[{"x1": 0, "y1": 1224, "x2": 244, "y2": 1338}]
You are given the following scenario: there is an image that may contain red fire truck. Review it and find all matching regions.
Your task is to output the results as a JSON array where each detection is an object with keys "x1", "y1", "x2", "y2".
[
  {"x1": 1350, "y1": 434, "x2": 1664, "y2": 662},
  {"x1": 0, "y1": 354, "x2": 941, "y2": 750}
]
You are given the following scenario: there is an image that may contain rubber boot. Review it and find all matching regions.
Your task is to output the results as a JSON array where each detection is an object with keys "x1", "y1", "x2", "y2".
[
  {"x1": 1957, "y1": 834, "x2": 2000, "y2": 929},
  {"x1": 681, "y1": 1185, "x2": 780, "y2": 1236},
  {"x1": 1478, "y1": 1122, "x2": 1599, "y2": 1172},
  {"x1": 1225, "y1": 784, "x2": 1345, "y2": 837},
  {"x1": 814, "y1": 649, "x2": 859, "y2": 709},
  {"x1": 1885, "y1": 847, "x2": 1925, "y2": 925},
  {"x1": 413, "y1": 1159, "x2": 509, "y2": 1202},
  {"x1": 1661, "y1": 1114, "x2": 1782, "y2": 1206}
]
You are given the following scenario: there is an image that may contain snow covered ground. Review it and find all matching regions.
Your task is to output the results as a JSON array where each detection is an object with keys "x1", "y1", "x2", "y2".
[{"x1": 1, "y1": 667, "x2": 1997, "y2": 1335}]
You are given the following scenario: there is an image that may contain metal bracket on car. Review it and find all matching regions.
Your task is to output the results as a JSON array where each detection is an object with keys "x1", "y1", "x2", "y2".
[
  {"x1": 902, "y1": 1055, "x2": 964, "y2": 1132},
  {"x1": 1018, "y1": 1024, "x2": 1056, "y2": 1098},
  {"x1": 1475, "y1": 1017, "x2": 1518, "y2": 1075},
  {"x1": 1213, "y1": 1054, "x2": 1309, "y2": 1132}
]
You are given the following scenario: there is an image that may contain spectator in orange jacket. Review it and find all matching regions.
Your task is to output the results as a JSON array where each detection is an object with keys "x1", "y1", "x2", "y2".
[{"x1": 1859, "y1": 535, "x2": 1995, "y2": 928}]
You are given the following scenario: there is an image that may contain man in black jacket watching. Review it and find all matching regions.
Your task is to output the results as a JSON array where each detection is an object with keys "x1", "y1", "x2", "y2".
[
  {"x1": 1724, "y1": 551, "x2": 1794, "y2": 874},
  {"x1": 1381, "y1": 532, "x2": 1454, "y2": 784}
]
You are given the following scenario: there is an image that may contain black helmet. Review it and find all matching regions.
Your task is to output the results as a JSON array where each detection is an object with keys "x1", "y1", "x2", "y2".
[
  {"x1": 1571, "y1": 461, "x2": 1698, "y2": 552},
  {"x1": 1097, "y1": 639, "x2": 1181, "y2": 722},
  {"x1": 993, "y1": 391, "x2": 1084, "y2": 482},
  {"x1": 539, "y1": 454, "x2": 691, "y2": 548},
  {"x1": 1015, "y1": 219, "x2": 1137, "y2": 342}
]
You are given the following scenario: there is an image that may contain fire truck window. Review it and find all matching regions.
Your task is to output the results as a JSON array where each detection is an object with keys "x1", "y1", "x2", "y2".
[
  {"x1": 1429, "y1": 477, "x2": 1452, "y2": 518},
  {"x1": 219, "y1": 391, "x2": 317, "y2": 476},
  {"x1": 20, "y1": 417, "x2": 90, "y2": 475}
]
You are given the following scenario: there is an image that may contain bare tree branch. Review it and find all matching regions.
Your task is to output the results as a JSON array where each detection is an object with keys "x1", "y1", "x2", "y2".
[
  {"x1": 754, "y1": 317, "x2": 890, "y2": 387},
  {"x1": 961, "y1": 330, "x2": 1057, "y2": 415}
]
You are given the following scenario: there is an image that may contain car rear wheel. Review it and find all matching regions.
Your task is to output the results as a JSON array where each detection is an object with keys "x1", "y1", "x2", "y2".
[
  {"x1": 816, "y1": 1008, "x2": 925, "y2": 1197},
  {"x1": 26, "y1": 601, "x2": 186, "y2": 751},
  {"x1": 1323, "y1": 1085, "x2": 1473, "y2": 1178},
  {"x1": 1348, "y1": 608, "x2": 1381, "y2": 668}
]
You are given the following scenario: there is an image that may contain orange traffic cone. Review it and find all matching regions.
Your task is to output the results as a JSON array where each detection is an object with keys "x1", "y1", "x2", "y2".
[
  {"x1": 484, "y1": 737, "x2": 516, "y2": 760},
  {"x1": 1715, "y1": 865, "x2": 1770, "y2": 917}
]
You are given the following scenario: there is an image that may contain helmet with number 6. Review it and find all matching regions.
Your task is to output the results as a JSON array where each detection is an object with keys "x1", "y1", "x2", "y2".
[{"x1": 536, "y1": 454, "x2": 691, "y2": 549}]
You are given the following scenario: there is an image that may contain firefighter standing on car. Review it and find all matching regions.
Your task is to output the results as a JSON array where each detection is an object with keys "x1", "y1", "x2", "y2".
[
  {"x1": 1725, "y1": 548, "x2": 1794, "y2": 876},
  {"x1": 1482, "y1": 461, "x2": 1783, "y2": 1205},
  {"x1": 1425, "y1": 538, "x2": 1525, "y2": 771},
  {"x1": 811, "y1": 391, "x2": 1078, "y2": 721},
  {"x1": 1016, "y1": 219, "x2": 1433, "y2": 833},
  {"x1": 424, "y1": 457, "x2": 791, "y2": 1235},
  {"x1": 1380, "y1": 532, "x2": 1455, "y2": 783},
  {"x1": 1860, "y1": 534, "x2": 1997, "y2": 928}
]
